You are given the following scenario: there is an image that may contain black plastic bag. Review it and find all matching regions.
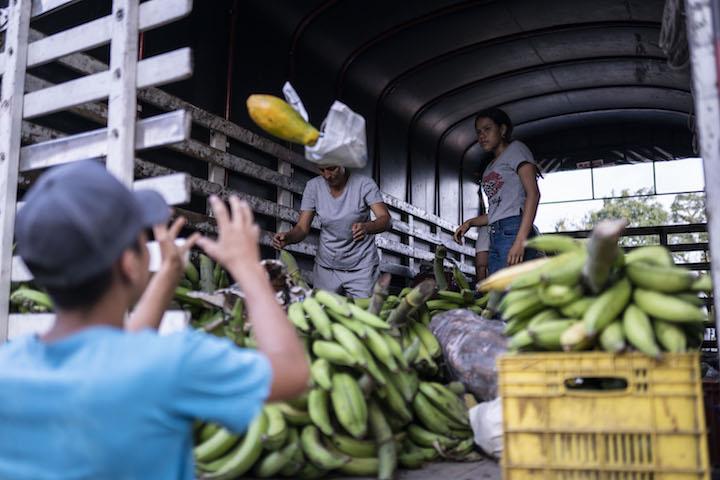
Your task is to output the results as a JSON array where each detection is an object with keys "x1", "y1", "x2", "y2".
[{"x1": 430, "y1": 309, "x2": 507, "y2": 401}]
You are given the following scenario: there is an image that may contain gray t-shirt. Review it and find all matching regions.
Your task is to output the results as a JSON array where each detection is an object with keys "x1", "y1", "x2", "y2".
[
  {"x1": 481, "y1": 140, "x2": 536, "y2": 225},
  {"x1": 301, "y1": 173, "x2": 383, "y2": 270}
]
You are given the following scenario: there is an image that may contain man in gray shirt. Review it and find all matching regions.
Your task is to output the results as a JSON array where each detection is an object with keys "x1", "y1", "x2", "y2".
[{"x1": 273, "y1": 165, "x2": 391, "y2": 297}]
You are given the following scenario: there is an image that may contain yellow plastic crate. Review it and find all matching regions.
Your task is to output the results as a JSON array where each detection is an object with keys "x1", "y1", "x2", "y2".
[{"x1": 498, "y1": 352, "x2": 710, "y2": 479}]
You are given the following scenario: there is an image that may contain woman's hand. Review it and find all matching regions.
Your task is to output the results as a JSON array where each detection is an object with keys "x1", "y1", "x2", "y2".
[
  {"x1": 453, "y1": 222, "x2": 469, "y2": 244},
  {"x1": 507, "y1": 240, "x2": 525, "y2": 266},
  {"x1": 351, "y1": 223, "x2": 368, "y2": 241},
  {"x1": 272, "y1": 232, "x2": 288, "y2": 250}
]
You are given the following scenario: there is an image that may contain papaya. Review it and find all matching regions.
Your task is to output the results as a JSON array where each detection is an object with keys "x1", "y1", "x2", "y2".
[{"x1": 246, "y1": 94, "x2": 320, "y2": 146}]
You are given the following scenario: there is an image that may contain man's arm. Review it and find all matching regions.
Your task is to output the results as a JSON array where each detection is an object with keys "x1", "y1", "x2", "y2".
[
  {"x1": 127, "y1": 218, "x2": 199, "y2": 332},
  {"x1": 199, "y1": 196, "x2": 309, "y2": 401}
]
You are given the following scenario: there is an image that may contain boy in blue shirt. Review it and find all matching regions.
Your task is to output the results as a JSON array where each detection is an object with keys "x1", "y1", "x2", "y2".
[{"x1": 0, "y1": 161, "x2": 309, "y2": 479}]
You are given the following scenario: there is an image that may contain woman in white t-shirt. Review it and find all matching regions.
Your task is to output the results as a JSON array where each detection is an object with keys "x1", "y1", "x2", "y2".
[{"x1": 454, "y1": 108, "x2": 541, "y2": 274}]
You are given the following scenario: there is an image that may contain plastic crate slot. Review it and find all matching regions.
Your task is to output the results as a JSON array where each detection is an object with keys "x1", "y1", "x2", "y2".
[{"x1": 564, "y1": 377, "x2": 628, "y2": 392}]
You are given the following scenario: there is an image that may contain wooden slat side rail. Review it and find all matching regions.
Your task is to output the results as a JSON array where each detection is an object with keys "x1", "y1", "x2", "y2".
[
  {"x1": 0, "y1": 0, "x2": 192, "y2": 75},
  {"x1": 0, "y1": 1, "x2": 33, "y2": 342},
  {"x1": 21, "y1": 110, "x2": 191, "y2": 172},
  {"x1": 23, "y1": 48, "x2": 192, "y2": 120},
  {"x1": 23, "y1": 28, "x2": 475, "y2": 246}
]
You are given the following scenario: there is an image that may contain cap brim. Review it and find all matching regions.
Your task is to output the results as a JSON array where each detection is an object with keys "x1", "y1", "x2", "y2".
[{"x1": 133, "y1": 190, "x2": 171, "y2": 227}]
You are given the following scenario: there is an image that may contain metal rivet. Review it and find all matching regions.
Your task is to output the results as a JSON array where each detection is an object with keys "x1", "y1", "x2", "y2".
[
  {"x1": 114, "y1": 68, "x2": 121, "y2": 79},
  {"x1": 7, "y1": 47, "x2": 12, "y2": 56},
  {"x1": 0, "y1": 153, "x2": 5, "y2": 161},
  {"x1": 116, "y1": 8, "x2": 124, "y2": 20},
  {"x1": 111, "y1": 129, "x2": 119, "y2": 138}
]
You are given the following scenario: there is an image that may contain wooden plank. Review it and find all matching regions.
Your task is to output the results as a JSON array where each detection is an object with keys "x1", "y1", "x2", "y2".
[
  {"x1": 12, "y1": 238, "x2": 191, "y2": 282},
  {"x1": 8, "y1": 310, "x2": 190, "y2": 340},
  {"x1": 134, "y1": 173, "x2": 190, "y2": 206},
  {"x1": 23, "y1": 48, "x2": 192, "y2": 120},
  {"x1": 207, "y1": 132, "x2": 228, "y2": 215},
  {"x1": 30, "y1": 0, "x2": 83, "y2": 18},
  {"x1": 277, "y1": 159, "x2": 294, "y2": 234},
  {"x1": 0, "y1": 0, "x2": 32, "y2": 342},
  {"x1": 20, "y1": 110, "x2": 191, "y2": 172},
  {"x1": 0, "y1": 0, "x2": 192, "y2": 75}
]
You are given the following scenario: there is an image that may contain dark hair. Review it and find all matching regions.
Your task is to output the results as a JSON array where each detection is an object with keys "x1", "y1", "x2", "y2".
[
  {"x1": 475, "y1": 108, "x2": 513, "y2": 141},
  {"x1": 37, "y1": 237, "x2": 144, "y2": 310}
]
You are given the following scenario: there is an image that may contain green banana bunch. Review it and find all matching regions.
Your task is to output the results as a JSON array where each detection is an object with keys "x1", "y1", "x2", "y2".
[
  {"x1": 310, "y1": 358, "x2": 333, "y2": 391},
  {"x1": 626, "y1": 262, "x2": 696, "y2": 293},
  {"x1": 622, "y1": 305, "x2": 660, "y2": 358},
  {"x1": 330, "y1": 373, "x2": 368, "y2": 439},
  {"x1": 583, "y1": 278, "x2": 632, "y2": 335},
  {"x1": 9, "y1": 287, "x2": 53, "y2": 312},
  {"x1": 524, "y1": 234, "x2": 584, "y2": 254},
  {"x1": 253, "y1": 429, "x2": 300, "y2": 478},
  {"x1": 308, "y1": 388, "x2": 334, "y2": 436},
  {"x1": 633, "y1": 289, "x2": 706, "y2": 323},
  {"x1": 262, "y1": 404, "x2": 288, "y2": 450},
  {"x1": 299, "y1": 425, "x2": 350, "y2": 470},
  {"x1": 201, "y1": 411, "x2": 268, "y2": 479}
]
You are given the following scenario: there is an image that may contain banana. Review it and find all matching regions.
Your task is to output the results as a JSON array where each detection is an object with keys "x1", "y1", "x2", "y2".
[
  {"x1": 583, "y1": 278, "x2": 632, "y2": 335},
  {"x1": 387, "y1": 368, "x2": 419, "y2": 403},
  {"x1": 625, "y1": 245, "x2": 674, "y2": 266},
  {"x1": 633, "y1": 288, "x2": 706, "y2": 323},
  {"x1": 398, "y1": 449, "x2": 426, "y2": 469},
  {"x1": 402, "y1": 336, "x2": 421, "y2": 365},
  {"x1": 654, "y1": 319, "x2": 688, "y2": 352},
  {"x1": 331, "y1": 323, "x2": 369, "y2": 368},
  {"x1": 478, "y1": 256, "x2": 552, "y2": 291},
  {"x1": 331, "y1": 373, "x2": 368, "y2": 439},
  {"x1": 418, "y1": 382, "x2": 469, "y2": 426},
  {"x1": 288, "y1": 302, "x2": 310, "y2": 332},
  {"x1": 436, "y1": 290, "x2": 466, "y2": 304},
  {"x1": 202, "y1": 411, "x2": 268, "y2": 479},
  {"x1": 507, "y1": 329, "x2": 533, "y2": 351},
  {"x1": 246, "y1": 94, "x2": 320, "y2": 145},
  {"x1": 367, "y1": 399, "x2": 397, "y2": 480},
  {"x1": 413, "y1": 338, "x2": 439, "y2": 375},
  {"x1": 276, "y1": 403, "x2": 312, "y2": 426},
  {"x1": 308, "y1": 388, "x2": 334, "y2": 436},
  {"x1": 279, "y1": 445, "x2": 305, "y2": 477},
  {"x1": 599, "y1": 321, "x2": 626, "y2": 353},
  {"x1": 286, "y1": 392, "x2": 310, "y2": 411},
  {"x1": 310, "y1": 358, "x2": 333, "y2": 391},
  {"x1": 312, "y1": 341, "x2": 359, "y2": 368},
  {"x1": 540, "y1": 249, "x2": 587, "y2": 286},
  {"x1": 528, "y1": 320, "x2": 576, "y2": 350},
  {"x1": 300, "y1": 425, "x2": 350, "y2": 470},
  {"x1": 184, "y1": 260, "x2": 200, "y2": 286},
  {"x1": 537, "y1": 284, "x2": 582, "y2": 307},
  {"x1": 381, "y1": 332, "x2": 409, "y2": 370},
  {"x1": 626, "y1": 262, "x2": 696, "y2": 293},
  {"x1": 379, "y1": 375, "x2": 414, "y2": 424},
  {"x1": 297, "y1": 461, "x2": 327, "y2": 479},
  {"x1": 525, "y1": 234, "x2": 583, "y2": 253},
  {"x1": 262, "y1": 404, "x2": 288, "y2": 450},
  {"x1": 622, "y1": 304, "x2": 661, "y2": 358},
  {"x1": 330, "y1": 435, "x2": 377, "y2": 458},
  {"x1": 337, "y1": 457, "x2": 379, "y2": 476},
  {"x1": 325, "y1": 308, "x2": 368, "y2": 338},
  {"x1": 503, "y1": 316, "x2": 530, "y2": 337},
  {"x1": 560, "y1": 320, "x2": 592, "y2": 351},
  {"x1": 314, "y1": 290, "x2": 352, "y2": 317},
  {"x1": 560, "y1": 297, "x2": 594, "y2": 318},
  {"x1": 412, "y1": 392, "x2": 457, "y2": 436},
  {"x1": 425, "y1": 299, "x2": 461, "y2": 311},
  {"x1": 406, "y1": 423, "x2": 458, "y2": 448},
  {"x1": 677, "y1": 292, "x2": 705, "y2": 307},
  {"x1": 348, "y1": 303, "x2": 391, "y2": 330},
  {"x1": 498, "y1": 288, "x2": 536, "y2": 313},
  {"x1": 692, "y1": 274, "x2": 713, "y2": 292},
  {"x1": 410, "y1": 322, "x2": 441, "y2": 358},
  {"x1": 254, "y1": 430, "x2": 300, "y2": 478},
  {"x1": 354, "y1": 297, "x2": 371, "y2": 309},
  {"x1": 199, "y1": 422, "x2": 221, "y2": 443},
  {"x1": 302, "y1": 297, "x2": 332, "y2": 340},
  {"x1": 526, "y1": 309, "x2": 560, "y2": 329},
  {"x1": 194, "y1": 428, "x2": 239, "y2": 463},
  {"x1": 501, "y1": 290, "x2": 545, "y2": 320},
  {"x1": 9, "y1": 287, "x2": 53, "y2": 312},
  {"x1": 364, "y1": 326, "x2": 399, "y2": 371}
]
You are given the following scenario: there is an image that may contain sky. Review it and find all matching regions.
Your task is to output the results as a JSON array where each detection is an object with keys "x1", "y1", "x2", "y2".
[{"x1": 531, "y1": 157, "x2": 706, "y2": 232}]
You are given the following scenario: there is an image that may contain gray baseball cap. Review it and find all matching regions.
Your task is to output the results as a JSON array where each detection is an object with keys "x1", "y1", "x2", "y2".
[{"x1": 15, "y1": 160, "x2": 171, "y2": 288}]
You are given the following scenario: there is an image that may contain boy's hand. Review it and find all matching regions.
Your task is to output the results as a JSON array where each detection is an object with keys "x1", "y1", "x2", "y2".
[
  {"x1": 197, "y1": 196, "x2": 262, "y2": 281},
  {"x1": 153, "y1": 216, "x2": 200, "y2": 283}
]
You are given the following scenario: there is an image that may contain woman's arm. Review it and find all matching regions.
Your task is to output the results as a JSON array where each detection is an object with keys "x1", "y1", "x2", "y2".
[
  {"x1": 453, "y1": 215, "x2": 489, "y2": 244},
  {"x1": 507, "y1": 163, "x2": 541, "y2": 265},
  {"x1": 352, "y1": 202, "x2": 391, "y2": 241},
  {"x1": 272, "y1": 210, "x2": 315, "y2": 249}
]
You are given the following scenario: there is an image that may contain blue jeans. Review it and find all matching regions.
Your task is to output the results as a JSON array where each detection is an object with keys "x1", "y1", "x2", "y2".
[{"x1": 488, "y1": 215, "x2": 541, "y2": 274}]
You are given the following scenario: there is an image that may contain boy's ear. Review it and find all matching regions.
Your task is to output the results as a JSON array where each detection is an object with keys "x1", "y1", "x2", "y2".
[{"x1": 117, "y1": 248, "x2": 143, "y2": 285}]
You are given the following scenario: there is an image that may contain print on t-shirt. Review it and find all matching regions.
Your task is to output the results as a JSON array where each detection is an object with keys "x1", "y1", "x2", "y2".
[{"x1": 482, "y1": 170, "x2": 504, "y2": 201}]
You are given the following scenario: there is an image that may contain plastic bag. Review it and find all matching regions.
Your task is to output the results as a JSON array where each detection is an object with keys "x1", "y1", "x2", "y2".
[
  {"x1": 469, "y1": 398, "x2": 503, "y2": 458},
  {"x1": 282, "y1": 82, "x2": 368, "y2": 169},
  {"x1": 430, "y1": 309, "x2": 507, "y2": 401}
]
